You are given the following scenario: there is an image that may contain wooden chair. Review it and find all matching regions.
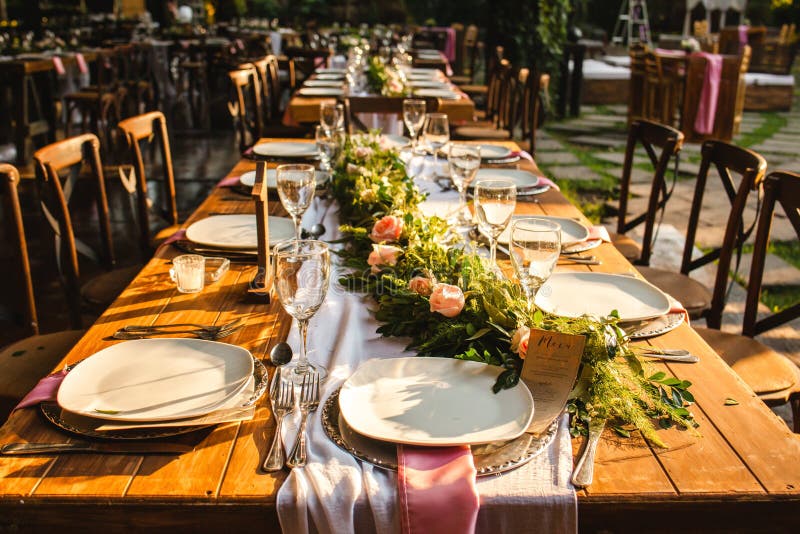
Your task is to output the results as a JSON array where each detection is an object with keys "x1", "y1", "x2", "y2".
[
  {"x1": 118, "y1": 111, "x2": 180, "y2": 258},
  {"x1": 694, "y1": 171, "x2": 800, "y2": 432},
  {"x1": 451, "y1": 59, "x2": 514, "y2": 140},
  {"x1": 248, "y1": 56, "x2": 307, "y2": 138},
  {"x1": 628, "y1": 44, "x2": 647, "y2": 123},
  {"x1": 451, "y1": 24, "x2": 479, "y2": 85},
  {"x1": 0, "y1": 164, "x2": 85, "y2": 421},
  {"x1": 342, "y1": 97, "x2": 439, "y2": 135},
  {"x1": 515, "y1": 68, "x2": 549, "y2": 157},
  {"x1": 643, "y1": 51, "x2": 682, "y2": 127},
  {"x1": 33, "y1": 134, "x2": 140, "y2": 328},
  {"x1": 637, "y1": 140, "x2": 767, "y2": 320},
  {"x1": 228, "y1": 68, "x2": 263, "y2": 151},
  {"x1": 458, "y1": 45, "x2": 504, "y2": 104},
  {"x1": 611, "y1": 120, "x2": 684, "y2": 265}
]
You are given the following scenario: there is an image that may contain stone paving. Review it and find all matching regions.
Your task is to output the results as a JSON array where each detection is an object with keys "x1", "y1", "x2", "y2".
[{"x1": 535, "y1": 89, "x2": 800, "y2": 427}]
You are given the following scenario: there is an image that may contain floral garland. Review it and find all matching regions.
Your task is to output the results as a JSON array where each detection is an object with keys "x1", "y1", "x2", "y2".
[
  {"x1": 331, "y1": 133, "x2": 697, "y2": 446},
  {"x1": 365, "y1": 56, "x2": 407, "y2": 97}
]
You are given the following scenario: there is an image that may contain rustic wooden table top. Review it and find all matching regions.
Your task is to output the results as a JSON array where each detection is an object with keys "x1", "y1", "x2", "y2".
[{"x1": 1, "y1": 139, "x2": 798, "y2": 533}]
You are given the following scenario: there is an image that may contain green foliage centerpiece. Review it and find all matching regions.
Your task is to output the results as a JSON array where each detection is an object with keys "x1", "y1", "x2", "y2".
[
  {"x1": 331, "y1": 133, "x2": 697, "y2": 447},
  {"x1": 366, "y1": 56, "x2": 408, "y2": 97}
]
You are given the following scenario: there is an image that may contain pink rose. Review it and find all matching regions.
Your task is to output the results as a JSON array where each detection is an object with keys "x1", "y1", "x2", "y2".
[
  {"x1": 408, "y1": 276, "x2": 433, "y2": 296},
  {"x1": 367, "y1": 244, "x2": 403, "y2": 274},
  {"x1": 510, "y1": 326, "x2": 531, "y2": 359},
  {"x1": 429, "y1": 283, "x2": 465, "y2": 318},
  {"x1": 354, "y1": 146, "x2": 374, "y2": 159},
  {"x1": 370, "y1": 215, "x2": 404, "y2": 243}
]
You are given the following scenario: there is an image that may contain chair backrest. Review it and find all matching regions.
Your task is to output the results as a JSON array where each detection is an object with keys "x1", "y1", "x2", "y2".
[
  {"x1": 628, "y1": 44, "x2": 648, "y2": 123},
  {"x1": 712, "y1": 171, "x2": 800, "y2": 335},
  {"x1": 514, "y1": 67, "x2": 548, "y2": 157},
  {"x1": 228, "y1": 67, "x2": 262, "y2": 151},
  {"x1": 0, "y1": 164, "x2": 38, "y2": 337},
  {"x1": 118, "y1": 111, "x2": 178, "y2": 256},
  {"x1": 681, "y1": 140, "x2": 766, "y2": 317},
  {"x1": 33, "y1": 133, "x2": 114, "y2": 329},
  {"x1": 342, "y1": 97, "x2": 439, "y2": 135},
  {"x1": 462, "y1": 24, "x2": 479, "y2": 81},
  {"x1": 484, "y1": 59, "x2": 512, "y2": 126},
  {"x1": 617, "y1": 120, "x2": 684, "y2": 266}
]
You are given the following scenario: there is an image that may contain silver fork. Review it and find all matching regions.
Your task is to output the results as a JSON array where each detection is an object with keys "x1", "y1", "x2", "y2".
[
  {"x1": 262, "y1": 380, "x2": 295, "y2": 472},
  {"x1": 121, "y1": 318, "x2": 243, "y2": 334},
  {"x1": 112, "y1": 324, "x2": 243, "y2": 340},
  {"x1": 286, "y1": 372, "x2": 320, "y2": 468}
]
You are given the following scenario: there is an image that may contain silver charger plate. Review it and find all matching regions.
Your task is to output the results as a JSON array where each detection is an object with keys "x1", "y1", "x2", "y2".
[
  {"x1": 40, "y1": 357, "x2": 268, "y2": 441},
  {"x1": 322, "y1": 387, "x2": 558, "y2": 476},
  {"x1": 626, "y1": 312, "x2": 685, "y2": 339}
]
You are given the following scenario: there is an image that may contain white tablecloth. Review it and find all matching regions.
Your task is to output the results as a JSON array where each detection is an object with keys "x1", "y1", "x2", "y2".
[{"x1": 276, "y1": 160, "x2": 577, "y2": 533}]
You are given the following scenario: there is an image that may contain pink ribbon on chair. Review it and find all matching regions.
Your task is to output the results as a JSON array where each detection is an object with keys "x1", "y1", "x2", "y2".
[
  {"x1": 52, "y1": 56, "x2": 66, "y2": 75},
  {"x1": 75, "y1": 53, "x2": 88, "y2": 74},
  {"x1": 13, "y1": 370, "x2": 67, "y2": 411},
  {"x1": 397, "y1": 444, "x2": 479, "y2": 534},
  {"x1": 738, "y1": 25, "x2": 749, "y2": 47},
  {"x1": 692, "y1": 52, "x2": 723, "y2": 135}
]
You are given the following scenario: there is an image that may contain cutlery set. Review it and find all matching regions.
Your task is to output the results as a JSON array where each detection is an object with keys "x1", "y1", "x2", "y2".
[
  {"x1": 263, "y1": 371, "x2": 321, "y2": 472},
  {"x1": 112, "y1": 318, "x2": 244, "y2": 340}
]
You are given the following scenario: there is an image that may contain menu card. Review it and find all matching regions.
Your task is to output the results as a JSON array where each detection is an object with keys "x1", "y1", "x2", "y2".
[{"x1": 520, "y1": 329, "x2": 585, "y2": 434}]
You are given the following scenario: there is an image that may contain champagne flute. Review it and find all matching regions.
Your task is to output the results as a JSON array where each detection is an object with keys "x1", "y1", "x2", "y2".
[
  {"x1": 474, "y1": 179, "x2": 517, "y2": 265},
  {"x1": 319, "y1": 102, "x2": 344, "y2": 134},
  {"x1": 509, "y1": 218, "x2": 561, "y2": 310},
  {"x1": 448, "y1": 143, "x2": 481, "y2": 228},
  {"x1": 424, "y1": 113, "x2": 449, "y2": 176},
  {"x1": 315, "y1": 125, "x2": 340, "y2": 175},
  {"x1": 273, "y1": 239, "x2": 330, "y2": 383},
  {"x1": 402, "y1": 98, "x2": 426, "y2": 153},
  {"x1": 276, "y1": 164, "x2": 316, "y2": 240}
]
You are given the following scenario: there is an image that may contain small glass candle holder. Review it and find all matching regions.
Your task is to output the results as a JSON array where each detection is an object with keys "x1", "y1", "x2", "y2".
[{"x1": 169, "y1": 254, "x2": 205, "y2": 293}]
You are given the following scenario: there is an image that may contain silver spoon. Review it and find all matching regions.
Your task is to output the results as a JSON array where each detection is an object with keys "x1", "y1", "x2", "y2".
[
  {"x1": 269, "y1": 342, "x2": 293, "y2": 397},
  {"x1": 308, "y1": 223, "x2": 326, "y2": 239}
]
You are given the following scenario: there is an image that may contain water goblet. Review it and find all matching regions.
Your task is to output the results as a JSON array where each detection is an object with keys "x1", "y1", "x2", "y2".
[
  {"x1": 273, "y1": 240, "x2": 330, "y2": 383},
  {"x1": 315, "y1": 125, "x2": 340, "y2": 174},
  {"x1": 448, "y1": 143, "x2": 481, "y2": 228},
  {"x1": 509, "y1": 218, "x2": 562, "y2": 310},
  {"x1": 474, "y1": 179, "x2": 517, "y2": 266},
  {"x1": 319, "y1": 102, "x2": 344, "y2": 134},
  {"x1": 402, "y1": 99, "x2": 426, "y2": 153},
  {"x1": 424, "y1": 113, "x2": 450, "y2": 176},
  {"x1": 276, "y1": 164, "x2": 316, "y2": 241}
]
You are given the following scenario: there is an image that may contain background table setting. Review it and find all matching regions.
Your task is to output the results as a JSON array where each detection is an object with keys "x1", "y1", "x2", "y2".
[{"x1": 0, "y1": 129, "x2": 799, "y2": 532}]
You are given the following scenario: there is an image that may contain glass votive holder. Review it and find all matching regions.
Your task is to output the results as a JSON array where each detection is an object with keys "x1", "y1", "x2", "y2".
[{"x1": 169, "y1": 254, "x2": 205, "y2": 293}]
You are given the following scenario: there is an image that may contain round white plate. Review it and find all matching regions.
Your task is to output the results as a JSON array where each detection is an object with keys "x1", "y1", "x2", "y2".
[
  {"x1": 298, "y1": 87, "x2": 344, "y2": 97},
  {"x1": 57, "y1": 339, "x2": 254, "y2": 421},
  {"x1": 316, "y1": 73, "x2": 344, "y2": 80},
  {"x1": 414, "y1": 88, "x2": 460, "y2": 100},
  {"x1": 339, "y1": 357, "x2": 534, "y2": 446},
  {"x1": 497, "y1": 215, "x2": 589, "y2": 246},
  {"x1": 304, "y1": 79, "x2": 343, "y2": 88},
  {"x1": 477, "y1": 145, "x2": 513, "y2": 160},
  {"x1": 185, "y1": 214, "x2": 295, "y2": 249},
  {"x1": 380, "y1": 134, "x2": 410, "y2": 149},
  {"x1": 316, "y1": 68, "x2": 345, "y2": 74},
  {"x1": 472, "y1": 168, "x2": 540, "y2": 190},
  {"x1": 409, "y1": 80, "x2": 450, "y2": 89},
  {"x1": 239, "y1": 169, "x2": 327, "y2": 188},
  {"x1": 252, "y1": 142, "x2": 318, "y2": 158},
  {"x1": 535, "y1": 272, "x2": 671, "y2": 322},
  {"x1": 410, "y1": 68, "x2": 443, "y2": 77}
]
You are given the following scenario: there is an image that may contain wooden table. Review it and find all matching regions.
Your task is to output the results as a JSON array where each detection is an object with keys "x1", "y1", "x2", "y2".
[{"x1": 1, "y1": 140, "x2": 799, "y2": 532}]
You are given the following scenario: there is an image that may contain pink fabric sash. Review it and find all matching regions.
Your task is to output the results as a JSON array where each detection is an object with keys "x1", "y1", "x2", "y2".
[
  {"x1": 738, "y1": 25, "x2": 749, "y2": 47},
  {"x1": 693, "y1": 52, "x2": 722, "y2": 135},
  {"x1": 75, "y1": 53, "x2": 88, "y2": 74},
  {"x1": 14, "y1": 370, "x2": 67, "y2": 411},
  {"x1": 397, "y1": 444, "x2": 479, "y2": 534},
  {"x1": 430, "y1": 27, "x2": 457, "y2": 62},
  {"x1": 52, "y1": 56, "x2": 66, "y2": 75},
  {"x1": 217, "y1": 175, "x2": 241, "y2": 188},
  {"x1": 157, "y1": 229, "x2": 187, "y2": 252}
]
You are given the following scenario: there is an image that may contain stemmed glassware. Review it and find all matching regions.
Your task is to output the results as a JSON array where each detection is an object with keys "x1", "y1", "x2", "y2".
[
  {"x1": 319, "y1": 102, "x2": 344, "y2": 134},
  {"x1": 447, "y1": 144, "x2": 481, "y2": 228},
  {"x1": 315, "y1": 125, "x2": 340, "y2": 176},
  {"x1": 402, "y1": 99, "x2": 426, "y2": 153},
  {"x1": 276, "y1": 164, "x2": 316, "y2": 240},
  {"x1": 424, "y1": 113, "x2": 450, "y2": 176},
  {"x1": 509, "y1": 218, "x2": 561, "y2": 310},
  {"x1": 474, "y1": 179, "x2": 517, "y2": 265},
  {"x1": 273, "y1": 240, "x2": 331, "y2": 383}
]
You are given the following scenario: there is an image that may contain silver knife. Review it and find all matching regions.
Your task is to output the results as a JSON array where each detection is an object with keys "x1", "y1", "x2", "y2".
[
  {"x1": 0, "y1": 442, "x2": 193, "y2": 455},
  {"x1": 571, "y1": 419, "x2": 605, "y2": 488}
]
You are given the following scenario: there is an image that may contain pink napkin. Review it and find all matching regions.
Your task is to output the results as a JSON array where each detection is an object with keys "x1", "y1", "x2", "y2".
[
  {"x1": 52, "y1": 56, "x2": 66, "y2": 75},
  {"x1": 668, "y1": 295, "x2": 690, "y2": 327},
  {"x1": 587, "y1": 225, "x2": 611, "y2": 242},
  {"x1": 157, "y1": 229, "x2": 186, "y2": 252},
  {"x1": 439, "y1": 51, "x2": 454, "y2": 77},
  {"x1": 14, "y1": 370, "x2": 67, "y2": 411},
  {"x1": 397, "y1": 444, "x2": 479, "y2": 534},
  {"x1": 693, "y1": 52, "x2": 722, "y2": 135},
  {"x1": 217, "y1": 175, "x2": 241, "y2": 188},
  {"x1": 75, "y1": 52, "x2": 88, "y2": 74},
  {"x1": 738, "y1": 25, "x2": 749, "y2": 47}
]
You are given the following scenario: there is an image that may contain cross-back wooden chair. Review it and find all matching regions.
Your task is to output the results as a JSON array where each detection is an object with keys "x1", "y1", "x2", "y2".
[
  {"x1": 0, "y1": 163, "x2": 85, "y2": 421},
  {"x1": 118, "y1": 111, "x2": 180, "y2": 258},
  {"x1": 33, "y1": 134, "x2": 140, "y2": 327},
  {"x1": 228, "y1": 67, "x2": 263, "y2": 152},
  {"x1": 612, "y1": 119, "x2": 684, "y2": 265},
  {"x1": 694, "y1": 170, "x2": 800, "y2": 432},
  {"x1": 342, "y1": 96, "x2": 439, "y2": 135},
  {"x1": 451, "y1": 59, "x2": 515, "y2": 140},
  {"x1": 249, "y1": 56, "x2": 307, "y2": 138},
  {"x1": 628, "y1": 44, "x2": 647, "y2": 123},
  {"x1": 638, "y1": 140, "x2": 767, "y2": 320}
]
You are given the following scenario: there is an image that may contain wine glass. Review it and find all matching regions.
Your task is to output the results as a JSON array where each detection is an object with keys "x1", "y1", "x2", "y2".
[
  {"x1": 509, "y1": 218, "x2": 561, "y2": 309},
  {"x1": 276, "y1": 164, "x2": 316, "y2": 240},
  {"x1": 319, "y1": 102, "x2": 344, "y2": 134},
  {"x1": 402, "y1": 99, "x2": 426, "y2": 153},
  {"x1": 273, "y1": 240, "x2": 330, "y2": 383},
  {"x1": 424, "y1": 113, "x2": 450, "y2": 176},
  {"x1": 474, "y1": 179, "x2": 517, "y2": 266},
  {"x1": 448, "y1": 144, "x2": 481, "y2": 228},
  {"x1": 315, "y1": 125, "x2": 340, "y2": 175}
]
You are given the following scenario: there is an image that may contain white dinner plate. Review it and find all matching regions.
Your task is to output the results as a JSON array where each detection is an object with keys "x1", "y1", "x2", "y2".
[
  {"x1": 535, "y1": 272, "x2": 671, "y2": 321},
  {"x1": 252, "y1": 141, "x2": 318, "y2": 158},
  {"x1": 304, "y1": 79, "x2": 343, "y2": 88},
  {"x1": 316, "y1": 68, "x2": 345, "y2": 74},
  {"x1": 298, "y1": 87, "x2": 344, "y2": 97},
  {"x1": 380, "y1": 134, "x2": 410, "y2": 149},
  {"x1": 57, "y1": 339, "x2": 254, "y2": 421},
  {"x1": 316, "y1": 73, "x2": 344, "y2": 80},
  {"x1": 476, "y1": 144, "x2": 513, "y2": 160},
  {"x1": 410, "y1": 68, "x2": 443, "y2": 77},
  {"x1": 408, "y1": 80, "x2": 450, "y2": 89},
  {"x1": 339, "y1": 357, "x2": 534, "y2": 446},
  {"x1": 496, "y1": 214, "x2": 590, "y2": 246},
  {"x1": 472, "y1": 168, "x2": 540, "y2": 190},
  {"x1": 238, "y1": 169, "x2": 327, "y2": 188},
  {"x1": 414, "y1": 88, "x2": 460, "y2": 100},
  {"x1": 185, "y1": 214, "x2": 295, "y2": 249}
]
